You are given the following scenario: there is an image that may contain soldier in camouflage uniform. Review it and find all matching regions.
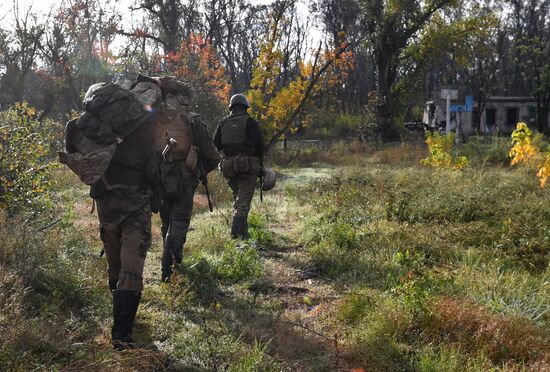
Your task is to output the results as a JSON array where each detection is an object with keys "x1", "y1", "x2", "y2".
[
  {"x1": 91, "y1": 112, "x2": 157, "y2": 350},
  {"x1": 213, "y1": 94, "x2": 264, "y2": 239},
  {"x1": 156, "y1": 80, "x2": 220, "y2": 282}
]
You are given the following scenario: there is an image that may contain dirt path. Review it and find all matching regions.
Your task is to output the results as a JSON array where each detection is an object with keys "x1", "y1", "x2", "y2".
[
  {"x1": 256, "y1": 221, "x2": 356, "y2": 371},
  {"x1": 133, "y1": 168, "x2": 357, "y2": 370}
]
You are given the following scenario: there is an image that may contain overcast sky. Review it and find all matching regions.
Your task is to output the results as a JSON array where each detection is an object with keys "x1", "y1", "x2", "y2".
[
  {"x1": 0, "y1": 0, "x2": 311, "y2": 30},
  {"x1": 0, "y1": 0, "x2": 321, "y2": 67}
]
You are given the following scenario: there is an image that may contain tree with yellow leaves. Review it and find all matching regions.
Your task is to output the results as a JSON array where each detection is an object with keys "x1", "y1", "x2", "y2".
[{"x1": 246, "y1": 1, "x2": 354, "y2": 151}]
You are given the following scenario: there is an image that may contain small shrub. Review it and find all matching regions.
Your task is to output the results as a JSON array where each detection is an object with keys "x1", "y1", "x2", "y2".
[
  {"x1": 421, "y1": 132, "x2": 468, "y2": 170},
  {"x1": 217, "y1": 243, "x2": 263, "y2": 283},
  {"x1": 181, "y1": 257, "x2": 220, "y2": 302},
  {"x1": 248, "y1": 212, "x2": 274, "y2": 248},
  {"x1": 182, "y1": 243, "x2": 263, "y2": 298},
  {"x1": 228, "y1": 341, "x2": 278, "y2": 372},
  {"x1": 509, "y1": 122, "x2": 539, "y2": 166},
  {"x1": 509, "y1": 122, "x2": 550, "y2": 187}
]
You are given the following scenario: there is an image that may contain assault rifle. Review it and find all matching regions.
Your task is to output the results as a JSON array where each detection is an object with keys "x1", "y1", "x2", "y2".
[
  {"x1": 197, "y1": 152, "x2": 213, "y2": 212},
  {"x1": 190, "y1": 117, "x2": 213, "y2": 212}
]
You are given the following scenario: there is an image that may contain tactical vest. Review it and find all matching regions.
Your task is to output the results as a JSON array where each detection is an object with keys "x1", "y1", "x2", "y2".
[
  {"x1": 221, "y1": 113, "x2": 248, "y2": 154},
  {"x1": 154, "y1": 109, "x2": 193, "y2": 161}
]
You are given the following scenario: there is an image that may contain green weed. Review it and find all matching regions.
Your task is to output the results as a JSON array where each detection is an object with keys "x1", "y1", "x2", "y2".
[{"x1": 248, "y1": 212, "x2": 274, "y2": 248}]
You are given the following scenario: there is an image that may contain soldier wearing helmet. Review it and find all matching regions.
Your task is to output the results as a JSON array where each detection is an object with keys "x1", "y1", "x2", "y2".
[
  {"x1": 155, "y1": 77, "x2": 220, "y2": 282},
  {"x1": 213, "y1": 94, "x2": 264, "y2": 239}
]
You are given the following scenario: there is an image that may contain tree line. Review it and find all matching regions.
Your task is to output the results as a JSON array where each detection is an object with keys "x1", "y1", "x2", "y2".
[{"x1": 0, "y1": 0, "x2": 548, "y2": 144}]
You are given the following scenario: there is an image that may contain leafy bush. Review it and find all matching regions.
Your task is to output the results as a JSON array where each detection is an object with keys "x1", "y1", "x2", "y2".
[
  {"x1": 216, "y1": 243, "x2": 263, "y2": 283},
  {"x1": 0, "y1": 102, "x2": 59, "y2": 218},
  {"x1": 509, "y1": 122, "x2": 550, "y2": 187},
  {"x1": 421, "y1": 132, "x2": 468, "y2": 169}
]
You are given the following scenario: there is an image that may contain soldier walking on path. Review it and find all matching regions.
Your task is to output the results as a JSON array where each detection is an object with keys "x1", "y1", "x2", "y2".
[
  {"x1": 90, "y1": 99, "x2": 157, "y2": 350},
  {"x1": 156, "y1": 79, "x2": 220, "y2": 283},
  {"x1": 213, "y1": 94, "x2": 264, "y2": 239}
]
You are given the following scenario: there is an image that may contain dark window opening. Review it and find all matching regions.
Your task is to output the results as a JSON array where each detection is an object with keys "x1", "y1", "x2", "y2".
[
  {"x1": 528, "y1": 106, "x2": 537, "y2": 126},
  {"x1": 506, "y1": 107, "x2": 519, "y2": 127},
  {"x1": 486, "y1": 108, "x2": 496, "y2": 128}
]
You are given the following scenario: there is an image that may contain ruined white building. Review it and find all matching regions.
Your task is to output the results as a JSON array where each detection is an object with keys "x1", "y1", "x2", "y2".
[{"x1": 422, "y1": 89, "x2": 548, "y2": 134}]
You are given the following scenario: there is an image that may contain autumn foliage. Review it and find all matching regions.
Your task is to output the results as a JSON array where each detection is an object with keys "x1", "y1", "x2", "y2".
[
  {"x1": 166, "y1": 34, "x2": 231, "y2": 103},
  {"x1": 509, "y1": 122, "x2": 550, "y2": 187},
  {"x1": 247, "y1": 9, "x2": 354, "y2": 148}
]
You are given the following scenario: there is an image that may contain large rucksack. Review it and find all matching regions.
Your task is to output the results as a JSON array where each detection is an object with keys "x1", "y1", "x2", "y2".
[{"x1": 59, "y1": 80, "x2": 162, "y2": 185}]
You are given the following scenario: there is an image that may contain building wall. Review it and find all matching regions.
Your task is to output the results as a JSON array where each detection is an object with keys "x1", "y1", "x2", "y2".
[
  {"x1": 423, "y1": 94, "x2": 549, "y2": 135},
  {"x1": 480, "y1": 99, "x2": 538, "y2": 134}
]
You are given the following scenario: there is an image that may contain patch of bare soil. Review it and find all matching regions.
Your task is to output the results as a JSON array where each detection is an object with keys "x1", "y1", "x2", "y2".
[{"x1": 251, "y1": 237, "x2": 355, "y2": 371}]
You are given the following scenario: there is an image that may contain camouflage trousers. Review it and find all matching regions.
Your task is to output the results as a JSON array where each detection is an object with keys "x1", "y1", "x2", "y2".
[
  {"x1": 160, "y1": 175, "x2": 198, "y2": 279},
  {"x1": 97, "y1": 190, "x2": 152, "y2": 292},
  {"x1": 227, "y1": 173, "x2": 257, "y2": 219},
  {"x1": 220, "y1": 155, "x2": 259, "y2": 220}
]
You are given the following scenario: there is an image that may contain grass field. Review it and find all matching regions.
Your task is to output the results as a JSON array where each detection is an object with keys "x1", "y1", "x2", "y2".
[{"x1": 0, "y1": 140, "x2": 549, "y2": 371}]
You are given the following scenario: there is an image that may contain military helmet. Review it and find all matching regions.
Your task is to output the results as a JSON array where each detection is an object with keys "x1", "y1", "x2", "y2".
[
  {"x1": 261, "y1": 168, "x2": 276, "y2": 191},
  {"x1": 229, "y1": 94, "x2": 249, "y2": 109}
]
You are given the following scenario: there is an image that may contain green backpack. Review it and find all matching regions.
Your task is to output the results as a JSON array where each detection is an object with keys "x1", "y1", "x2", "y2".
[{"x1": 59, "y1": 81, "x2": 161, "y2": 185}]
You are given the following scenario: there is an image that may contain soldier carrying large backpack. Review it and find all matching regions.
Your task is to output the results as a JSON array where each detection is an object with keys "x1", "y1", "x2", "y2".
[{"x1": 60, "y1": 78, "x2": 162, "y2": 350}]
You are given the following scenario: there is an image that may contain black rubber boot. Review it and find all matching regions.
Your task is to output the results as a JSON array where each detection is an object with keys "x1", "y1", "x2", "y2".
[{"x1": 112, "y1": 290, "x2": 141, "y2": 350}]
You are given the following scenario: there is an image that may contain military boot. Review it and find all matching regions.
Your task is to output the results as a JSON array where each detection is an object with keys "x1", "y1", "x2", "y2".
[
  {"x1": 162, "y1": 221, "x2": 188, "y2": 282},
  {"x1": 231, "y1": 216, "x2": 248, "y2": 240},
  {"x1": 161, "y1": 237, "x2": 175, "y2": 282},
  {"x1": 112, "y1": 290, "x2": 141, "y2": 350}
]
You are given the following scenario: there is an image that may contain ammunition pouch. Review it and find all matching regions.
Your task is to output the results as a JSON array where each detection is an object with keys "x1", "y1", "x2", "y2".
[
  {"x1": 220, "y1": 154, "x2": 259, "y2": 179},
  {"x1": 220, "y1": 157, "x2": 236, "y2": 178},
  {"x1": 160, "y1": 160, "x2": 182, "y2": 201},
  {"x1": 234, "y1": 153, "x2": 250, "y2": 173}
]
